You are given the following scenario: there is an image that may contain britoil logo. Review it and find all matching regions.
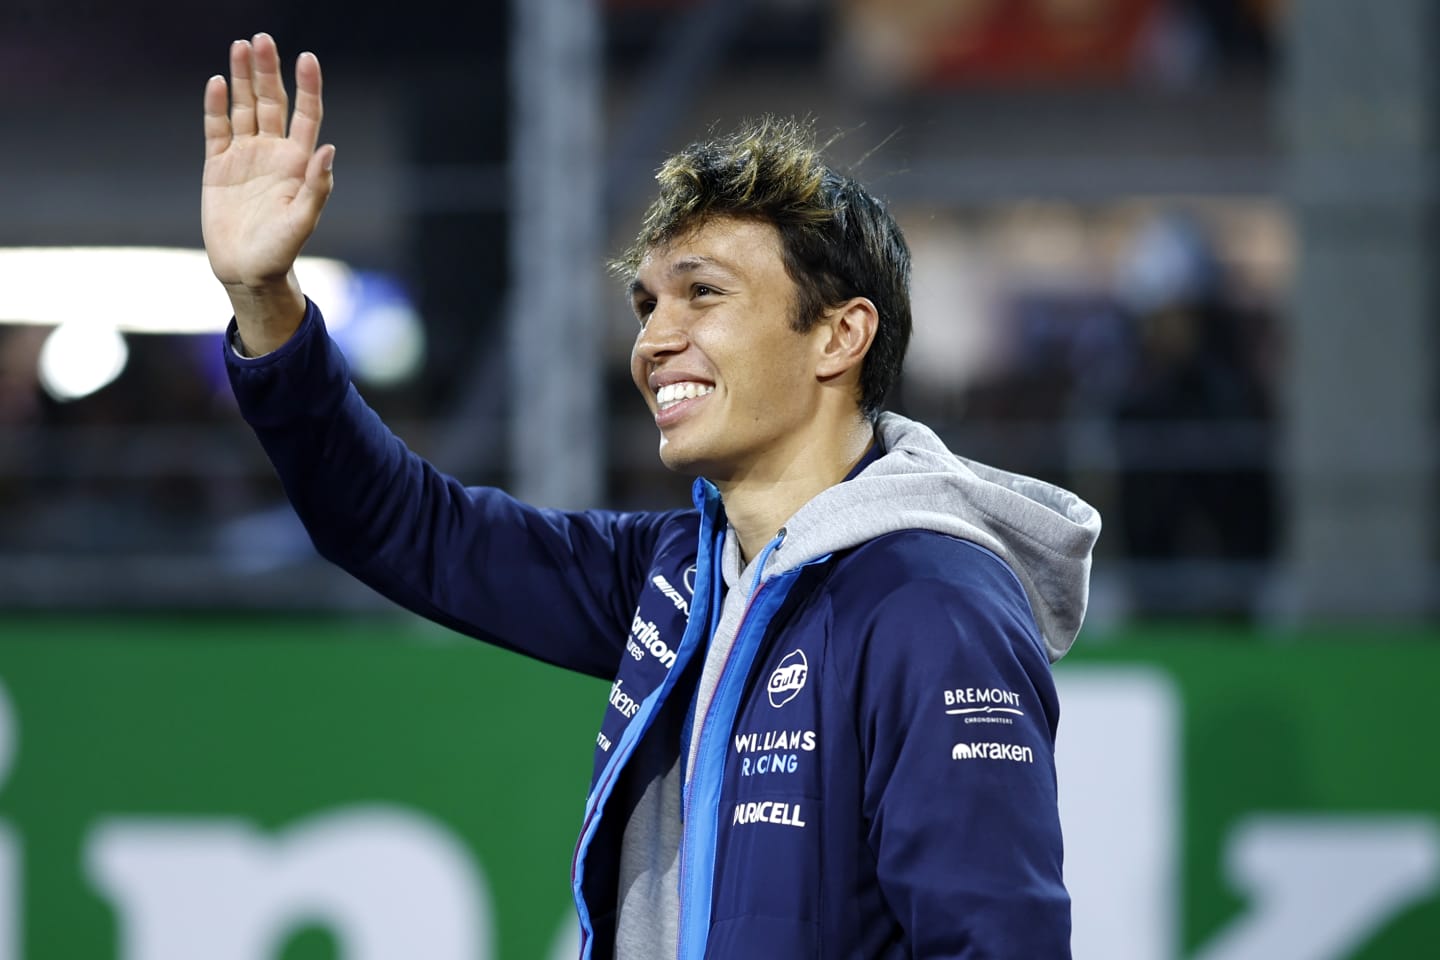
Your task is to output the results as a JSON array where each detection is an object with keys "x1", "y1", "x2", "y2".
[
  {"x1": 768, "y1": 649, "x2": 808, "y2": 708},
  {"x1": 627, "y1": 611, "x2": 676, "y2": 669}
]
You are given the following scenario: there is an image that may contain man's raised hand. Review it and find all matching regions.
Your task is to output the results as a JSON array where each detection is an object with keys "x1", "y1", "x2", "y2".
[{"x1": 202, "y1": 33, "x2": 334, "y2": 353}]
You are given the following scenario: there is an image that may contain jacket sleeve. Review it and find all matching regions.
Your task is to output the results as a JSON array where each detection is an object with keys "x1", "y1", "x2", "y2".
[
  {"x1": 848, "y1": 543, "x2": 1071, "y2": 958},
  {"x1": 225, "y1": 300, "x2": 673, "y2": 679}
]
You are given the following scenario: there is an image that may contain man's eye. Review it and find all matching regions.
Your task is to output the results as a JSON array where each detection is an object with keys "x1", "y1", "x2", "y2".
[
  {"x1": 635, "y1": 301, "x2": 655, "y2": 325},
  {"x1": 693, "y1": 284, "x2": 716, "y2": 298}
]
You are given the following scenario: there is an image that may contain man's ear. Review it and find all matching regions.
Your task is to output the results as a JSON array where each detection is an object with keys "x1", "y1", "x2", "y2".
[{"x1": 814, "y1": 297, "x2": 879, "y2": 381}]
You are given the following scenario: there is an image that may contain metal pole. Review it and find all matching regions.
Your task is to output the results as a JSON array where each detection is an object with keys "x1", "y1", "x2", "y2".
[
  {"x1": 1283, "y1": 0, "x2": 1439, "y2": 619},
  {"x1": 508, "y1": 0, "x2": 604, "y2": 508}
]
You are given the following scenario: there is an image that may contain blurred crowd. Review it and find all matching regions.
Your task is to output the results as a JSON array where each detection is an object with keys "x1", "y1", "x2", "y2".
[{"x1": 0, "y1": 0, "x2": 1288, "y2": 617}]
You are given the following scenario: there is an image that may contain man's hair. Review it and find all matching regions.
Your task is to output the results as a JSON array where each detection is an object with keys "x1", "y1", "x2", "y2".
[{"x1": 616, "y1": 117, "x2": 912, "y2": 419}]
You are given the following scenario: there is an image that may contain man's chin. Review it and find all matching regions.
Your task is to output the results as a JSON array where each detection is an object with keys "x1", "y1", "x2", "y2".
[
  {"x1": 656, "y1": 438, "x2": 718, "y2": 478},
  {"x1": 656, "y1": 440, "x2": 699, "y2": 475}
]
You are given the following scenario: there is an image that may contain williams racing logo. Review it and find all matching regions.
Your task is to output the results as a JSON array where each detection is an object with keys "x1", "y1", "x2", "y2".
[{"x1": 767, "y1": 649, "x2": 808, "y2": 708}]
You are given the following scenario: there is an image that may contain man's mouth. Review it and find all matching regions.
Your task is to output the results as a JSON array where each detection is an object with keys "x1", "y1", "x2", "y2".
[{"x1": 656, "y1": 381, "x2": 714, "y2": 410}]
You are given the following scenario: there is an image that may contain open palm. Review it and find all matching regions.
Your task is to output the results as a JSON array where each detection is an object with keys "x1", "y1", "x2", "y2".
[{"x1": 202, "y1": 33, "x2": 334, "y2": 289}]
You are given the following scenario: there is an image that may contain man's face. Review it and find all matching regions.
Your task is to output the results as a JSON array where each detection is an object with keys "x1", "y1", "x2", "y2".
[{"x1": 629, "y1": 216, "x2": 827, "y2": 482}]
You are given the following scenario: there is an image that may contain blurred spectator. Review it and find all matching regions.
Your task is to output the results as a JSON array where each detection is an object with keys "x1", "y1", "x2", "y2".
[
  {"x1": 910, "y1": 206, "x2": 1284, "y2": 616},
  {"x1": 1111, "y1": 212, "x2": 1279, "y2": 596},
  {"x1": 836, "y1": 0, "x2": 1277, "y2": 93}
]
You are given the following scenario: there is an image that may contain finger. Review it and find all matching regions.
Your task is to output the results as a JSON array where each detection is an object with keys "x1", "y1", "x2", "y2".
[
  {"x1": 288, "y1": 51, "x2": 324, "y2": 153},
  {"x1": 228, "y1": 38, "x2": 256, "y2": 137},
  {"x1": 251, "y1": 32, "x2": 290, "y2": 138},
  {"x1": 203, "y1": 75, "x2": 232, "y2": 159},
  {"x1": 293, "y1": 144, "x2": 337, "y2": 225}
]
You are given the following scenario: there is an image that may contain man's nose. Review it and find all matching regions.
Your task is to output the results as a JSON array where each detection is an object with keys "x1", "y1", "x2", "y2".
[{"x1": 634, "y1": 301, "x2": 687, "y2": 362}]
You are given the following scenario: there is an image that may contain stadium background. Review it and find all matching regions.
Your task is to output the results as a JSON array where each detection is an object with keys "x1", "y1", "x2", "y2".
[{"x1": 1, "y1": 0, "x2": 1436, "y2": 957}]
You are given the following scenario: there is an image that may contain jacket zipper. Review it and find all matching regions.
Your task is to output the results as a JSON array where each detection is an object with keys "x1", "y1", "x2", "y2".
[
  {"x1": 572, "y1": 488, "x2": 725, "y2": 959},
  {"x1": 675, "y1": 528, "x2": 787, "y2": 959}
]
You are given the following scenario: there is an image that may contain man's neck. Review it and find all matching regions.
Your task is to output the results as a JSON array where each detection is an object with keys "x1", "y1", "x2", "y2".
[{"x1": 716, "y1": 418, "x2": 876, "y2": 565}]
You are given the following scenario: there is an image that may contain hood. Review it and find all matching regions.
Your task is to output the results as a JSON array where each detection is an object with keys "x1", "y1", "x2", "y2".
[{"x1": 738, "y1": 413, "x2": 1101, "y2": 662}]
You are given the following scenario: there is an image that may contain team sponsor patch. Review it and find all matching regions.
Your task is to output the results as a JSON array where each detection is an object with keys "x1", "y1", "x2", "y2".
[
  {"x1": 768, "y1": 649, "x2": 808, "y2": 708},
  {"x1": 651, "y1": 574, "x2": 690, "y2": 617},
  {"x1": 951, "y1": 741, "x2": 1034, "y2": 763},
  {"x1": 733, "y1": 729, "x2": 816, "y2": 754},
  {"x1": 627, "y1": 610, "x2": 677, "y2": 669},
  {"x1": 943, "y1": 686, "x2": 1024, "y2": 725},
  {"x1": 731, "y1": 800, "x2": 807, "y2": 828},
  {"x1": 608, "y1": 678, "x2": 640, "y2": 719}
]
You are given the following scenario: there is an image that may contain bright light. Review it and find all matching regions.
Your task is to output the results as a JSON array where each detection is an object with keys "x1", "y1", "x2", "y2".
[
  {"x1": 1, "y1": 247, "x2": 426, "y2": 392},
  {"x1": 37, "y1": 320, "x2": 129, "y2": 401},
  {"x1": 344, "y1": 302, "x2": 427, "y2": 386},
  {"x1": 0, "y1": 247, "x2": 356, "y2": 334}
]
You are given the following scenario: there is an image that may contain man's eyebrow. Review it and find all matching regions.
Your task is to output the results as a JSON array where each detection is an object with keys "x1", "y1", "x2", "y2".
[
  {"x1": 630, "y1": 255, "x2": 738, "y2": 300},
  {"x1": 669, "y1": 255, "x2": 736, "y2": 280},
  {"x1": 668, "y1": 255, "x2": 716, "y2": 274}
]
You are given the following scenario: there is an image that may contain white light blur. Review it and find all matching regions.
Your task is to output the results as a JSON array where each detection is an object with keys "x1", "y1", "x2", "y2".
[
  {"x1": 344, "y1": 302, "x2": 427, "y2": 386},
  {"x1": 0, "y1": 247, "x2": 356, "y2": 334},
  {"x1": 37, "y1": 320, "x2": 129, "y2": 401}
]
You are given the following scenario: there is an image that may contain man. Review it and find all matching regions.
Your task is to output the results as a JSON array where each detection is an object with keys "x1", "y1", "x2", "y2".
[{"x1": 205, "y1": 33, "x2": 1101, "y2": 959}]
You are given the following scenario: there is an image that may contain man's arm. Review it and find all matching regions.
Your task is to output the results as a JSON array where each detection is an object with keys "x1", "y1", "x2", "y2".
[
  {"x1": 844, "y1": 541, "x2": 1071, "y2": 957},
  {"x1": 208, "y1": 38, "x2": 668, "y2": 677},
  {"x1": 227, "y1": 299, "x2": 673, "y2": 680},
  {"x1": 202, "y1": 33, "x2": 333, "y2": 355}
]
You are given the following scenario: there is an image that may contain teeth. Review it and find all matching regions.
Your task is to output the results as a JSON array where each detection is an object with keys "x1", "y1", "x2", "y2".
[{"x1": 656, "y1": 381, "x2": 714, "y2": 408}]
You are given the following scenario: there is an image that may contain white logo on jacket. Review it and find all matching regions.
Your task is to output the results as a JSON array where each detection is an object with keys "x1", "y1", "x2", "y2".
[
  {"x1": 944, "y1": 687, "x2": 1023, "y2": 713},
  {"x1": 944, "y1": 687, "x2": 1025, "y2": 724},
  {"x1": 608, "y1": 679, "x2": 640, "y2": 719},
  {"x1": 767, "y1": 650, "x2": 809, "y2": 708},
  {"x1": 733, "y1": 729, "x2": 816, "y2": 753},
  {"x1": 951, "y1": 741, "x2": 1034, "y2": 763},
  {"x1": 628, "y1": 611, "x2": 677, "y2": 669},
  {"x1": 732, "y1": 800, "x2": 807, "y2": 828},
  {"x1": 651, "y1": 574, "x2": 689, "y2": 617}
]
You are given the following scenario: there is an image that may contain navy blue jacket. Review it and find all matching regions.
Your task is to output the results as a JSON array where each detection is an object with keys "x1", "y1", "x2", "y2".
[{"x1": 227, "y1": 303, "x2": 1088, "y2": 958}]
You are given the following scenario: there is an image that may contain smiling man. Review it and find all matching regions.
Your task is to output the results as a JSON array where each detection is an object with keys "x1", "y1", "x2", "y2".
[
  {"x1": 627, "y1": 213, "x2": 881, "y2": 558},
  {"x1": 207, "y1": 34, "x2": 1101, "y2": 960}
]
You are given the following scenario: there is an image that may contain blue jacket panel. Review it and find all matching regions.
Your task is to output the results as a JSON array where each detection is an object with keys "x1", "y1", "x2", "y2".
[
  {"x1": 229, "y1": 301, "x2": 685, "y2": 680},
  {"x1": 700, "y1": 532, "x2": 1069, "y2": 958}
]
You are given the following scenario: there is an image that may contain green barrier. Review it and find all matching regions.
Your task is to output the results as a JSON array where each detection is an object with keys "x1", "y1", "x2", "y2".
[
  {"x1": 0, "y1": 617, "x2": 1435, "y2": 959},
  {"x1": 1071, "y1": 628, "x2": 1440, "y2": 960},
  {"x1": 0, "y1": 617, "x2": 604, "y2": 959}
]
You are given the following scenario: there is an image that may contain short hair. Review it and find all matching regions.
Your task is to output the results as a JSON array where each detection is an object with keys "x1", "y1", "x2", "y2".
[{"x1": 616, "y1": 117, "x2": 912, "y2": 419}]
